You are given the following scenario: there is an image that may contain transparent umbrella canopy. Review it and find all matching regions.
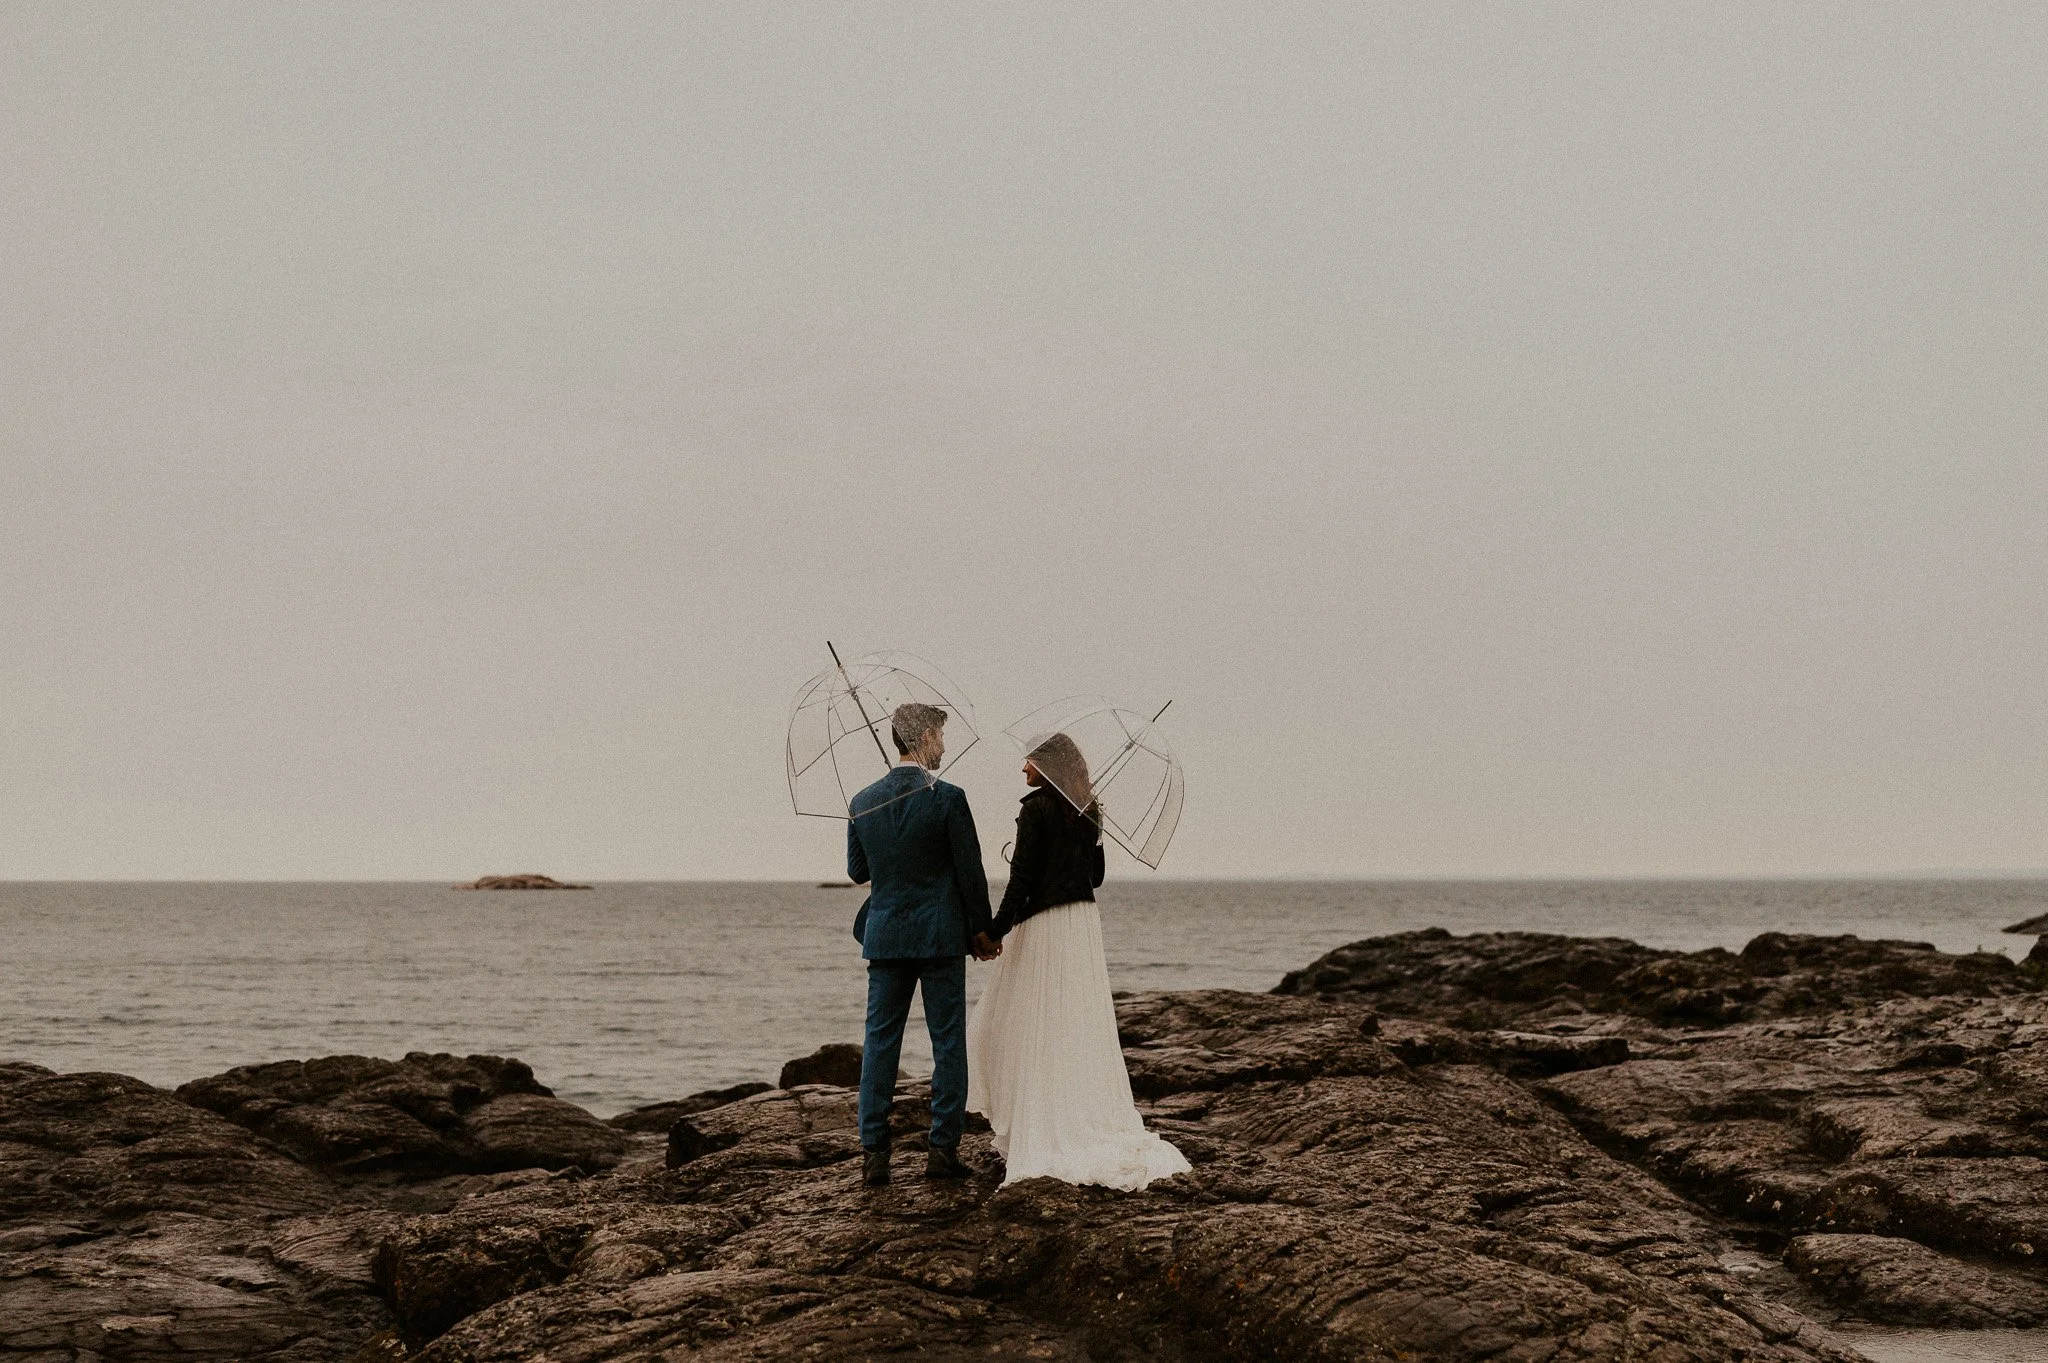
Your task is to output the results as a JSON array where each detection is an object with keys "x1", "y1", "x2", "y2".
[
  {"x1": 786, "y1": 645, "x2": 980, "y2": 819},
  {"x1": 1004, "y1": 697, "x2": 1184, "y2": 869}
]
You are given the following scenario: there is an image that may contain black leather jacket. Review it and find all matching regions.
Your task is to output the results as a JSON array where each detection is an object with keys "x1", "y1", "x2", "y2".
[{"x1": 988, "y1": 788, "x2": 1106, "y2": 940}]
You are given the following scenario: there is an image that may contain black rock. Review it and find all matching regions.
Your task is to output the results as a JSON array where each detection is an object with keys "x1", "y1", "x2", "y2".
[
  {"x1": 1278, "y1": 928, "x2": 2034, "y2": 1024},
  {"x1": 606, "y1": 1082, "x2": 773, "y2": 1132},
  {"x1": 177, "y1": 1052, "x2": 624, "y2": 1177},
  {"x1": 778, "y1": 1042, "x2": 863, "y2": 1089}
]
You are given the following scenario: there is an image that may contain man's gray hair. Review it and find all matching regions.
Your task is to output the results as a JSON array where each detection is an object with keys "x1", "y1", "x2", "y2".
[{"x1": 891, "y1": 702, "x2": 947, "y2": 754}]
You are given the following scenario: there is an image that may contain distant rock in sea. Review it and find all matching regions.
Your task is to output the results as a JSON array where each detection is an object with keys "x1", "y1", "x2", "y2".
[{"x1": 452, "y1": 874, "x2": 591, "y2": 890}]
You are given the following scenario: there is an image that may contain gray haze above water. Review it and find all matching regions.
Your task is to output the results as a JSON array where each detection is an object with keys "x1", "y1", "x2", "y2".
[{"x1": 3, "y1": 5, "x2": 2044, "y2": 879}]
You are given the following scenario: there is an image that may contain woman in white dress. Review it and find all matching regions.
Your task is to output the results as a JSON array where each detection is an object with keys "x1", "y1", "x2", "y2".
[{"x1": 966, "y1": 734, "x2": 1190, "y2": 1190}]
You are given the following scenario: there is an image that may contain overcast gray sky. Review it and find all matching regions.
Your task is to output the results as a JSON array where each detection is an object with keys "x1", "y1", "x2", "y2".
[{"x1": 3, "y1": 3, "x2": 2043, "y2": 879}]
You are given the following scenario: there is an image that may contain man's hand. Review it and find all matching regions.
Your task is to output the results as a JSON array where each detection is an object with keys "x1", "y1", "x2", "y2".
[{"x1": 972, "y1": 931, "x2": 1002, "y2": 961}]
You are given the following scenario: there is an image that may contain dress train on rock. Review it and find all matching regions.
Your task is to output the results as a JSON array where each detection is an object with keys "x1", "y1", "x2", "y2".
[{"x1": 966, "y1": 900, "x2": 1189, "y2": 1190}]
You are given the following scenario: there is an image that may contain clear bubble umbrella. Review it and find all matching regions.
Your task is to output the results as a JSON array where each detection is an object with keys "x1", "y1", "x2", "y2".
[
  {"x1": 1004, "y1": 696, "x2": 1184, "y2": 869},
  {"x1": 786, "y1": 644, "x2": 980, "y2": 818}
]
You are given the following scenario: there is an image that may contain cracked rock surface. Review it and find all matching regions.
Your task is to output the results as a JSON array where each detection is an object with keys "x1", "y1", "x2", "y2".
[
  {"x1": 0, "y1": 1062, "x2": 391, "y2": 1361},
  {"x1": 6, "y1": 929, "x2": 2045, "y2": 1359},
  {"x1": 177, "y1": 1052, "x2": 626, "y2": 1177},
  {"x1": 0, "y1": 1053, "x2": 625, "y2": 1362},
  {"x1": 373, "y1": 988, "x2": 1865, "y2": 1362},
  {"x1": 1288, "y1": 929, "x2": 2048, "y2": 1341}
]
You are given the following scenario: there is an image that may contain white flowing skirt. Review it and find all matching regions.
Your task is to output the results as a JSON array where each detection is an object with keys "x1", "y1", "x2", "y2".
[{"x1": 967, "y1": 900, "x2": 1190, "y2": 1191}]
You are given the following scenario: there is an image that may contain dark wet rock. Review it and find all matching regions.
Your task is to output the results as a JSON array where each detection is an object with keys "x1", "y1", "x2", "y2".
[
  {"x1": 1478, "y1": 1029, "x2": 1631, "y2": 1076},
  {"x1": 0, "y1": 1054, "x2": 633, "y2": 1359},
  {"x1": 605, "y1": 1082, "x2": 773, "y2": 1132},
  {"x1": 665, "y1": 1085, "x2": 861, "y2": 1171},
  {"x1": 177, "y1": 1052, "x2": 622, "y2": 1176},
  {"x1": 1279, "y1": 927, "x2": 2034, "y2": 1025},
  {"x1": 776, "y1": 1042, "x2": 863, "y2": 1089},
  {"x1": 0, "y1": 1068, "x2": 337, "y2": 1226},
  {"x1": 0, "y1": 1065, "x2": 391, "y2": 1360},
  {"x1": 664, "y1": 1115, "x2": 744, "y2": 1169},
  {"x1": 1535, "y1": 999, "x2": 2048, "y2": 1267},
  {"x1": 1361, "y1": 1021, "x2": 1628, "y2": 1078},
  {"x1": 410, "y1": 1259, "x2": 1093, "y2": 1360},
  {"x1": 352, "y1": 1329, "x2": 414, "y2": 1361},
  {"x1": 372, "y1": 1001, "x2": 1861, "y2": 1361},
  {"x1": 1113, "y1": 988, "x2": 1399, "y2": 1098},
  {"x1": 1277, "y1": 928, "x2": 1671, "y2": 1019},
  {"x1": 371, "y1": 1197, "x2": 597, "y2": 1348},
  {"x1": 463, "y1": 1093, "x2": 627, "y2": 1173},
  {"x1": 666, "y1": 1083, "x2": 907, "y2": 1168},
  {"x1": 656, "y1": 1077, "x2": 995, "y2": 1172},
  {"x1": 17, "y1": 927, "x2": 2048, "y2": 1358},
  {"x1": 2, "y1": 1222, "x2": 342, "y2": 1360},
  {"x1": 24, "y1": 1210, "x2": 404, "y2": 1359},
  {"x1": 1285, "y1": 928, "x2": 2048, "y2": 1331},
  {"x1": 1785, "y1": 1233, "x2": 2048, "y2": 1327}
]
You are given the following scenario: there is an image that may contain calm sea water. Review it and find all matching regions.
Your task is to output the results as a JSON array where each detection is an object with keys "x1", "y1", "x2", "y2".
[{"x1": 3, "y1": 879, "x2": 2042, "y2": 1117}]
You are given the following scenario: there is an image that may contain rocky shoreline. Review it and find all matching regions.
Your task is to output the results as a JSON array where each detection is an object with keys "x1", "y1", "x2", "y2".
[{"x1": 4, "y1": 929, "x2": 2044, "y2": 1360}]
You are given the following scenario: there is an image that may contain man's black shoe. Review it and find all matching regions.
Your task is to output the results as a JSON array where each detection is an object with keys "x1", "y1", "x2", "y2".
[
  {"x1": 862, "y1": 1145, "x2": 891, "y2": 1187},
  {"x1": 925, "y1": 1145, "x2": 973, "y2": 1180}
]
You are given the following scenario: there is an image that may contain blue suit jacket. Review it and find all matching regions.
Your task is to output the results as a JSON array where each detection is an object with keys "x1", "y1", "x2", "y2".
[{"x1": 847, "y1": 765, "x2": 992, "y2": 960}]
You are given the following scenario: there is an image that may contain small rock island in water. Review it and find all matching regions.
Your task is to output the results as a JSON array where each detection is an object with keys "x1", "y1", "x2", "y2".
[
  {"x1": 451, "y1": 873, "x2": 591, "y2": 890},
  {"x1": 4, "y1": 929, "x2": 2046, "y2": 1360}
]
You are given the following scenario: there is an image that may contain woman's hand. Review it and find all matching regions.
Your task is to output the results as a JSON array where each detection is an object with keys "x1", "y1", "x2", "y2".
[{"x1": 972, "y1": 932, "x2": 1003, "y2": 961}]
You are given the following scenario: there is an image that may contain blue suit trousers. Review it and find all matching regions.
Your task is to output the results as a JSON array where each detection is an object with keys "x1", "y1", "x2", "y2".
[{"x1": 860, "y1": 956, "x2": 967, "y2": 1151}]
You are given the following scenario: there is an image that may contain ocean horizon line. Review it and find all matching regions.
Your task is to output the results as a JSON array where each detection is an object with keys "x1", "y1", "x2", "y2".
[{"x1": 7, "y1": 871, "x2": 2048, "y2": 886}]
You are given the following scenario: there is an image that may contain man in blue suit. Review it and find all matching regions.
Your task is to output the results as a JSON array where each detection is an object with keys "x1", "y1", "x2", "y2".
[{"x1": 847, "y1": 701, "x2": 996, "y2": 1186}]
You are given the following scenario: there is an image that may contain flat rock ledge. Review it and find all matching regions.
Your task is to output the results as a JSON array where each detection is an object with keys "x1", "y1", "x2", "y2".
[{"x1": 4, "y1": 929, "x2": 2045, "y2": 1360}]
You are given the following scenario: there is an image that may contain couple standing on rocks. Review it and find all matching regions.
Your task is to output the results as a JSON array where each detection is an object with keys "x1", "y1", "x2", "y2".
[{"x1": 846, "y1": 701, "x2": 1190, "y2": 1190}]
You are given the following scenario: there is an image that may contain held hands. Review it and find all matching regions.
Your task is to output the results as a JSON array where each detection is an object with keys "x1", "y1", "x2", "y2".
[{"x1": 972, "y1": 931, "x2": 1003, "y2": 961}]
